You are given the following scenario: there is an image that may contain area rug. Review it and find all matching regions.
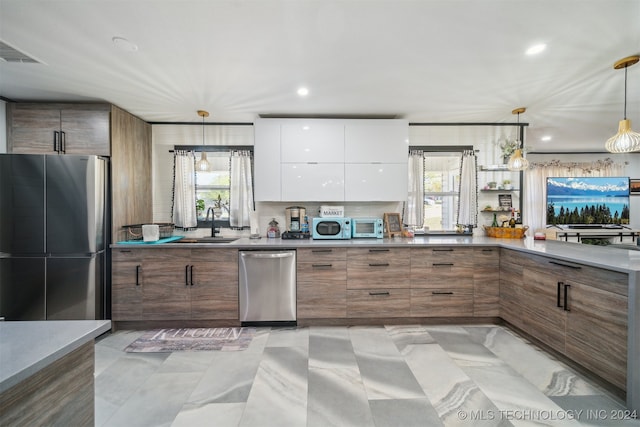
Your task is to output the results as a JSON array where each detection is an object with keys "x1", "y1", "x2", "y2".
[{"x1": 124, "y1": 327, "x2": 255, "y2": 352}]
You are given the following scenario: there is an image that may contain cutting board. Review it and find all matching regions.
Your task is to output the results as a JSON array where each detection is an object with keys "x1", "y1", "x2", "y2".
[{"x1": 117, "y1": 236, "x2": 184, "y2": 244}]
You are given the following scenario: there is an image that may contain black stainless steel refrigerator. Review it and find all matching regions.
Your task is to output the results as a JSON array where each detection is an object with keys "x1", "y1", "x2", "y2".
[{"x1": 0, "y1": 154, "x2": 108, "y2": 320}]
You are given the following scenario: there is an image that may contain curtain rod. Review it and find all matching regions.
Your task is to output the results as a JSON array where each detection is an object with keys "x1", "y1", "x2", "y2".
[{"x1": 170, "y1": 145, "x2": 254, "y2": 153}]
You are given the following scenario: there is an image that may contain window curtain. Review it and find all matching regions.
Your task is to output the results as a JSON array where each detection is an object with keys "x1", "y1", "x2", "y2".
[
  {"x1": 404, "y1": 150, "x2": 424, "y2": 227},
  {"x1": 172, "y1": 150, "x2": 198, "y2": 230},
  {"x1": 523, "y1": 158, "x2": 626, "y2": 232},
  {"x1": 456, "y1": 149, "x2": 478, "y2": 228},
  {"x1": 229, "y1": 150, "x2": 254, "y2": 228}
]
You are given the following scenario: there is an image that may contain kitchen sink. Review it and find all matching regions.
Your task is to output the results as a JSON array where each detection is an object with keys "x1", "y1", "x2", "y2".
[{"x1": 173, "y1": 237, "x2": 238, "y2": 244}]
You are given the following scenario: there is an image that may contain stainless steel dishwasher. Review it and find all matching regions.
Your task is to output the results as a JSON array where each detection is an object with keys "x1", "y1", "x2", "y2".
[{"x1": 239, "y1": 250, "x2": 296, "y2": 325}]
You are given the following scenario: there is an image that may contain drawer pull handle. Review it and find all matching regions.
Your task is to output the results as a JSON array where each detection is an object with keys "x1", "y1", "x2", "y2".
[
  {"x1": 432, "y1": 291, "x2": 454, "y2": 295},
  {"x1": 549, "y1": 260, "x2": 582, "y2": 269},
  {"x1": 557, "y1": 282, "x2": 563, "y2": 307},
  {"x1": 433, "y1": 249, "x2": 453, "y2": 252},
  {"x1": 135, "y1": 265, "x2": 141, "y2": 286},
  {"x1": 482, "y1": 249, "x2": 493, "y2": 252},
  {"x1": 120, "y1": 249, "x2": 132, "y2": 253},
  {"x1": 369, "y1": 249, "x2": 390, "y2": 252},
  {"x1": 312, "y1": 264, "x2": 332, "y2": 268},
  {"x1": 369, "y1": 263, "x2": 389, "y2": 267},
  {"x1": 564, "y1": 284, "x2": 571, "y2": 311},
  {"x1": 312, "y1": 249, "x2": 333, "y2": 253},
  {"x1": 369, "y1": 291, "x2": 390, "y2": 296},
  {"x1": 432, "y1": 263, "x2": 454, "y2": 267}
]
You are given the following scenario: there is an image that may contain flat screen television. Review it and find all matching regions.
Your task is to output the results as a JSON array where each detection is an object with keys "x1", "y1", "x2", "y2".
[{"x1": 546, "y1": 177, "x2": 630, "y2": 226}]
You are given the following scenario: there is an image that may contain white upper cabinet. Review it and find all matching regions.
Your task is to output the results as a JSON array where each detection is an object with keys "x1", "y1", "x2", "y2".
[
  {"x1": 254, "y1": 118, "x2": 408, "y2": 202},
  {"x1": 281, "y1": 163, "x2": 345, "y2": 201},
  {"x1": 281, "y1": 121, "x2": 344, "y2": 163},
  {"x1": 345, "y1": 164, "x2": 408, "y2": 201},
  {"x1": 344, "y1": 121, "x2": 408, "y2": 163},
  {"x1": 254, "y1": 120, "x2": 282, "y2": 201}
]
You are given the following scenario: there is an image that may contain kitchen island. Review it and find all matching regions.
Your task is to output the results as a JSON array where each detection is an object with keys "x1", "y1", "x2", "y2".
[
  {"x1": 111, "y1": 236, "x2": 640, "y2": 411},
  {"x1": 0, "y1": 320, "x2": 111, "y2": 426}
]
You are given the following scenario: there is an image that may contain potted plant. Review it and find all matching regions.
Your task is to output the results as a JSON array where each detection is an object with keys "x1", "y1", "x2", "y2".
[
  {"x1": 497, "y1": 137, "x2": 519, "y2": 164},
  {"x1": 487, "y1": 181, "x2": 497, "y2": 189},
  {"x1": 503, "y1": 179, "x2": 513, "y2": 190},
  {"x1": 196, "y1": 199, "x2": 205, "y2": 219}
]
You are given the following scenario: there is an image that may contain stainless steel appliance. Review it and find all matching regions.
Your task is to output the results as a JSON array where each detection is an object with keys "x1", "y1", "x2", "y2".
[
  {"x1": 312, "y1": 217, "x2": 352, "y2": 239},
  {"x1": 239, "y1": 250, "x2": 296, "y2": 324},
  {"x1": 0, "y1": 154, "x2": 108, "y2": 320},
  {"x1": 351, "y1": 217, "x2": 384, "y2": 238}
]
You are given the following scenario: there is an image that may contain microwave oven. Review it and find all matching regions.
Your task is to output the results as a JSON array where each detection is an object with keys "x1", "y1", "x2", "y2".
[
  {"x1": 351, "y1": 217, "x2": 384, "y2": 238},
  {"x1": 312, "y1": 217, "x2": 352, "y2": 239}
]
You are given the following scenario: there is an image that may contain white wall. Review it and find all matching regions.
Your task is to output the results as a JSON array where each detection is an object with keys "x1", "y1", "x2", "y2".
[{"x1": 0, "y1": 101, "x2": 6, "y2": 153}]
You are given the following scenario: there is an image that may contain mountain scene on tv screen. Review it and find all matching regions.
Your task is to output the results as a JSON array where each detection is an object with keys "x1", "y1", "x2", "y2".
[{"x1": 546, "y1": 177, "x2": 630, "y2": 225}]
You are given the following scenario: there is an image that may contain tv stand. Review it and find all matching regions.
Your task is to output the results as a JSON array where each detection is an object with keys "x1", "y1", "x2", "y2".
[{"x1": 553, "y1": 226, "x2": 639, "y2": 244}]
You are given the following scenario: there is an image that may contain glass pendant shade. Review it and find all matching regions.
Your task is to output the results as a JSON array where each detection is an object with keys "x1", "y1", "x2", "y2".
[
  {"x1": 605, "y1": 119, "x2": 640, "y2": 153},
  {"x1": 606, "y1": 56, "x2": 640, "y2": 153},
  {"x1": 196, "y1": 109, "x2": 210, "y2": 171},
  {"x1": 507, "y1": 148, "x2": 529, "y2": 171},
  {"x1": 196, "y1": 151, "x2": 210, "y2": 171}
]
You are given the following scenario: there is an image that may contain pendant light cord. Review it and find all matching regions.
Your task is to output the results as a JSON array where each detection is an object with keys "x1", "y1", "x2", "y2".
[{"x1": 624, "y1": 65, "x2": 628, "y2": 120}]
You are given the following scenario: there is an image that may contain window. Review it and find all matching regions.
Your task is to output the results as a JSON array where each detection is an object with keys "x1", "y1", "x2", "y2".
[
  {"x1": 194, "y1": 148, "x2": 254, "y2": 228},
  {"x1": 422, "y1": 151, "x2": 463, "y2": 231}
]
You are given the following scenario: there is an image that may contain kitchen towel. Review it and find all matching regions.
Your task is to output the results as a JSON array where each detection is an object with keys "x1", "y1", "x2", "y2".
[{"x1": 142, "y1": 224, "x2": 160, "y2": 242}]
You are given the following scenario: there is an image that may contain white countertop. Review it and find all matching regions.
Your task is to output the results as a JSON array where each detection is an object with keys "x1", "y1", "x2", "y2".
[
  {"x1": 113, "y1": 236, "x2": 640, "y2": 273},
  {"x1": 0, "y1": 320, "x2": 111, "y2": 393}
]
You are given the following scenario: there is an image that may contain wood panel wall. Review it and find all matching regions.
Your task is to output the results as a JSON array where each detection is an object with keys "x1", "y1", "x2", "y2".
[{"x1": 110, "y1": 105, "x2": 152, "y2": 240}]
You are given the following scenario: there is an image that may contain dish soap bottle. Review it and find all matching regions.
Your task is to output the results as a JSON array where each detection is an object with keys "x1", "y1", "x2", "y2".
[{"x1": 267, "y1": 218, "x2": 280, "y2": 238}]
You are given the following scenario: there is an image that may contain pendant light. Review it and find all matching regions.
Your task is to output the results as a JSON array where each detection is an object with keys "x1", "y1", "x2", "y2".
[
  {"x1": 196, "y1": 110, "x2": 210, "y2": 172},
  {"x1": 605, "y1": 55, "x2": 640, "y2": 153},
  {"x1": 507, "y1": 107, "x2": 529, "y2": 171}
]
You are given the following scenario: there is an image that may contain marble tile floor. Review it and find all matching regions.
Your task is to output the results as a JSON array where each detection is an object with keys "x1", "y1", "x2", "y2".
[{"x1": 94, "y1": 325, "x2": 639, "y2": 427}]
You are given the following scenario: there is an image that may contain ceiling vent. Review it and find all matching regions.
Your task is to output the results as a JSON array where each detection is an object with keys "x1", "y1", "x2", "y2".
[{"x1": 0, "y1": 40, "x2": 40, "y2": 64}]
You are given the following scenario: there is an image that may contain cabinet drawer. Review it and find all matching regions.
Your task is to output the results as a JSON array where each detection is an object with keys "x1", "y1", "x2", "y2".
[
  {"x1": 347, "y1": 248, "x2": 410, "y2": 288},
  {"x1": 297, "y1": 247, "x2": 346, "y2": 262},
  {"x1": 112, "y1": 248, "x2": 145, "y2": 261},
  {"x1": 411, "y1": 288, "x2": 473, "y2": 317},
  {"x1": 191, "y1": 248, "x2": 238, "y2": 263},
  {"x1": 347, "y1": 288, "x2": 410, "y2": 318},
  {"x1": 411, "y1": 264, "x2": 473, "y2": 287},
  {"x1": 411, "y1": 247, "x2": 474, "y2": 268},
  {"x1": 298, "y1": 281, "x2": 347, "y2": 319},
  {"x1": 473, "y1": 247, "x2": 500, "y2": 266},
  {"x1": 298, "y1": 261, "x2": 347, "y2": 281}
]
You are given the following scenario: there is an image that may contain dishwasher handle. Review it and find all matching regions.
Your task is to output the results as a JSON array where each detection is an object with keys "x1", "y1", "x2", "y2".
[{"x1": 241, "y1": 251, "x2": 294, "y2": 259}]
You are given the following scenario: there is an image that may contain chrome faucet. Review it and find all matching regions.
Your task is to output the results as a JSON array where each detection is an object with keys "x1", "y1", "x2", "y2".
[{"x1": 205, "y1": 207, "x2": 219, "y2": 237}]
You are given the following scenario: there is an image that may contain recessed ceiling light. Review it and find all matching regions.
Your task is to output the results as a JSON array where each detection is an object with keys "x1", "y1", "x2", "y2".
[
  {"x1": 541, "y1": 135, "x2": 552, "y2": 141},
  {"x1": 112, "y1": 37, "x2": 138, "y2": 52},
  {"x1": 297, "y1": 87, "x2": 309, "y2": 97},
  {"x1": 526, "y1": 43, "x2": 546, "y2": 56}
]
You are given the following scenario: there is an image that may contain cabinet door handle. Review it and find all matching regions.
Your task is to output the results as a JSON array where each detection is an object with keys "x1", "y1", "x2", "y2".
[
  {"x1": 190, "y1": 265, "x2": 195, "y2": 286},
  {"x1": 135, "y1": 265, "x2": 141, "y2": 286},
  {"x1": 185, "y1": 265, "x2": 190, "y2": 286},
  {"x1": 432, "y1": 263, "x2": 454, "y2": 267},
  {"x1": 369, "y1": 291, "x2": 390, "y2": 296},
  {"x1": 549, "y1": 260, "x2": 582, "y2": 270},
  {"x1": 369, "y1": 249, "x2": 389, "y2": 252},
  {"x1": 53, "y1": 131, "x2": 60, "y2": 152},
  {"x1": 564, "y1": 284, "x2": 571, "y2": 311},
  {"x1": 312, "y1": 249, "x2": 332, "y2": 253},
  {"x1": 312, "y1": 264, "x2": 332, "y2": 268},
  {"x1": 369, "y1": 263, "x2": 389, "y2": 267},
  {"x1": 60, "y1": 131, "x2": 66, "y2": 153},
  {"x1": 433, "y1": 249, "x2": 453, "y2": 252},
  {"x1": 432, "y1": 291, "x2": 454, "y2": 295},
  {"x1": 557, "y1": 282, "x2": 563, "y2": 308}
]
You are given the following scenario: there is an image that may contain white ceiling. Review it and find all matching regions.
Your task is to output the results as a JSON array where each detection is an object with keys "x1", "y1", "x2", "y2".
[{"x1": 1, "y1": 0, "x2": 639, "y2": 153}]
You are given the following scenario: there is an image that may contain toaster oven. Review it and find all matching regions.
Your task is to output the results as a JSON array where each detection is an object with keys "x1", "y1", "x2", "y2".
[{"x1": 351, "y1": 217, "x2": 384, "y2": 238}]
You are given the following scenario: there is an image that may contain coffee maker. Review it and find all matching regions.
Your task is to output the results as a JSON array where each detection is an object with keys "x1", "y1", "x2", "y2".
[{"x1": 282, "y1": 206, "x2": 310, "y2": 239}]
